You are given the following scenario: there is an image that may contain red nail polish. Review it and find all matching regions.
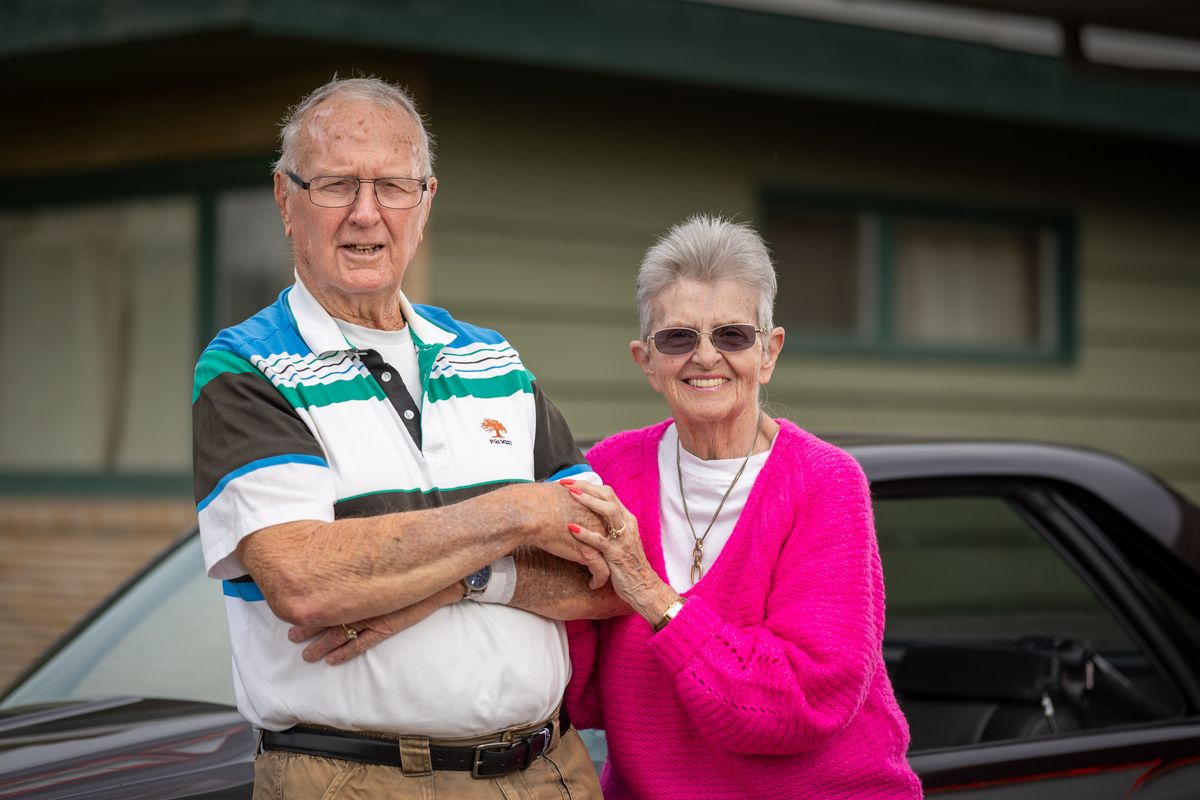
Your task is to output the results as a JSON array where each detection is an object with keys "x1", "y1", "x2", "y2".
[
  {"x1": 559, "y1": 478, "x2": 576, "y2": 485},
  {"x1": 568, "y1": 523, "x2": 582, "y2": 533},
  {"x1": 569, "y1": 487, "x2": 583, "y2": 495}
]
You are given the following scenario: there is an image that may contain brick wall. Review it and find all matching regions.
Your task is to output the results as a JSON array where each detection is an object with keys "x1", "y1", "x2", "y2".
[{"x1": 0, "y1": 498, "x2": 195, "y2": 692}]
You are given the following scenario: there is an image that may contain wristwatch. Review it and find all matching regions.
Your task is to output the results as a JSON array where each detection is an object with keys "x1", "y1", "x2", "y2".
[
  {"x1": 462, "y1": 564, "x2": 492, "y2": 601},
  {"x1": 654, "y1": 598, "x2": 685, "y2": 632}
]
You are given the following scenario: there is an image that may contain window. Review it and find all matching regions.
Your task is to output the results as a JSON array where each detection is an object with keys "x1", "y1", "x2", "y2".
[
  {"x1": 877, "y1": 496, "x2": 1131, "y2": 648},
  {"x1": 764, "y1": 194, "x2": 1074, "y2": 361},
  {"x1": 876, "y1": 493, "x2": 1181, "y2": 750},
  {"x1": 1, "y1": 533, "x2": 233, "y2": 707},
  {"x1": 0, "y1": 199, "x2": 197, "y2": 473},
  {"x1": 215, "y1": 187, "x2": 292, "y2": 330},
  {"x1": 0, "y1": 159, "x2": 286, "y2": 490}
]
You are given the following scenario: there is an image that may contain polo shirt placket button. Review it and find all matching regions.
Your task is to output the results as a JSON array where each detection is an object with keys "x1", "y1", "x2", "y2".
[
  {"x1": 403, "y1": 409, "x2": 415, "y2": 420},
  {"x1": 381, "y1": 372, "x2": 392, "y2": 382}
]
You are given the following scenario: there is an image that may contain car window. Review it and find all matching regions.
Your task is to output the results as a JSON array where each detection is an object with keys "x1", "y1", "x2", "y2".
[
  {"x1": 2, "y1": 534, "x2": 234, "y2": 708},
  {"x1": 875, "y1": 494, "x2": 1180, "y2": 752},
  {"x1": 878, "y1": 496, "x2": 1132, "y2": 649}
]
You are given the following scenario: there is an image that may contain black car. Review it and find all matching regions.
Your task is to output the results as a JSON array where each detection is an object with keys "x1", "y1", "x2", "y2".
[{"x1": 3, "y1": 438, "x2": 1199, "y2": 799}]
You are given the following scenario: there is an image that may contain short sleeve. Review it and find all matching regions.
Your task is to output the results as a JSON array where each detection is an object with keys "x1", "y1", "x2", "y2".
[
  {"x1": 192, "y1": 348, "x2": 336, "y2": 579},
  {"x1": 531, "y1": 381, "x2": 599, "y2": 485}
]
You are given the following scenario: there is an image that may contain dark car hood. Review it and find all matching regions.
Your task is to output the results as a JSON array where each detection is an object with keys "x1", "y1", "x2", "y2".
[{"x1": 0, "y1": 697, "x2": 253, "y2": 799}]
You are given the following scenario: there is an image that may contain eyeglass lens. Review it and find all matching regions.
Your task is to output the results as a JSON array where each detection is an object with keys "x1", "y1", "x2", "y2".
[
  {"x1": 309, "y1": 177, "x2": 424, "y2": 209},
  {"x1": 653, "y1": 324, "x2": 759, "y2": 355}
]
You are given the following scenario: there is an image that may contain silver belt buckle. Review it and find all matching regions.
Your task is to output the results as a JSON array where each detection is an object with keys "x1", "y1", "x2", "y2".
[
  {"x1": 530, "y1": 725, "x2": 552, "y2": 758},
  {"x1": 470, "y1": 724, "x2": 552, "y2": 779}
]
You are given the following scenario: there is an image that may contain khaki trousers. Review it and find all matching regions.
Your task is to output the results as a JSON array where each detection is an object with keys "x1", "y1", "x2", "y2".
[{"x1": 252, "y1": 725, "x2": 601, "y2": 800}]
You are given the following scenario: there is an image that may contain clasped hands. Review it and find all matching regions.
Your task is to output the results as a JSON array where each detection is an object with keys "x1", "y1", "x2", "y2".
[{"x1": 288, "y1": 480, "x2": 625, "y2": 665}]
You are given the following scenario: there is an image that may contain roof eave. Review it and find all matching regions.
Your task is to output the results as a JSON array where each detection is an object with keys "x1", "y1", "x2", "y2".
[{"x1": 4, "y1": 0, "x2": 1199, "y2": 143}]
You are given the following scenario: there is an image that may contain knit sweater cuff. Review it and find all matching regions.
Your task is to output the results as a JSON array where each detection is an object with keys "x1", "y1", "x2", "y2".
[{"x1": 648, "y1": 595, "x2": 720, "y2": 674}]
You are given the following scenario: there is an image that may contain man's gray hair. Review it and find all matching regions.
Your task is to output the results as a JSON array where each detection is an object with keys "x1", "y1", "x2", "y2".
[
  {"x1": 636, "y1": 215, "x2": 777, "y2": 338},
  {"x1": 273, "y1": 75, "x2": 435, "y2": 181}
]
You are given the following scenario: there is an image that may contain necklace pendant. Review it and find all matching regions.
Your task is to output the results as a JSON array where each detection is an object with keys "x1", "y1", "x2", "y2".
[{"x1": 676, "y1": 416, "x2": 762, "y2": 589}]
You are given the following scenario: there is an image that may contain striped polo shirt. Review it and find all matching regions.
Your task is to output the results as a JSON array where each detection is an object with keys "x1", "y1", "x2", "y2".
[{"x1": 192, "y1": 278, "x2": 596, "y2": 736}]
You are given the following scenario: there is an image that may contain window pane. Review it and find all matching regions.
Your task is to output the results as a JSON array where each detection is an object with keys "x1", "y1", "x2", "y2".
[
  {"x1": 894, "y1": 219, "x2": 1047, "y2": 347},
  {"x1": 878, "y1": 494, "x2": 1180, "y2": 749},
  {"x1": 767, "y1": 208, "x2": 870, "y2": 337},
  {"x1": 877, "y1": 496, "x2": 1132, "y2": 649},
  {"x1": 1, "y1": 534, "x2": 234, "y2": 707},
  {"x1": 0, "y1": 199, "x2": 196, "y2": 471},
  {"x1": 215, "y1": 187, "x2": 292, "y2": 329}
]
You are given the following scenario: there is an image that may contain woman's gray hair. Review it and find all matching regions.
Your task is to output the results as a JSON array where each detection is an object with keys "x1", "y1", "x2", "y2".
[
  {"x1": 636, "y1": 215, "x2": 777, "y2": 338},
  {"x1": 273, "y1": 75, "x2": 435, "y2": 181}
]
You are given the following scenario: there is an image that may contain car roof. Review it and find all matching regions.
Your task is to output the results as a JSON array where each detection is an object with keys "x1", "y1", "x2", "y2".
[{"x1": 828, "y1": 434, "x2": 1199, "y2": 570}]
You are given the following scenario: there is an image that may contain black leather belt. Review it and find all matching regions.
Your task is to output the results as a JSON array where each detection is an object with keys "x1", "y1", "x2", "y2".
[{"x1": 260, "y1": 707, "x2": 569, "y2": 779}]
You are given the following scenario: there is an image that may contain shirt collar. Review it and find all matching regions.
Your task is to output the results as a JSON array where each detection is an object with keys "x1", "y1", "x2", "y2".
[{"x1": 287, "y1": 273, "x2": 455, "y2": 356}]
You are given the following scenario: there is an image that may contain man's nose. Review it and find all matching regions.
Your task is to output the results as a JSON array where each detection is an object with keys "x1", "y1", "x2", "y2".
[{"x1": 347, "y1": 181, "x2": 383, "y2": 223}]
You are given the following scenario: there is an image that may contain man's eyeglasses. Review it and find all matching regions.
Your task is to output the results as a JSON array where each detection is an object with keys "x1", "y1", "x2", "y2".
[
  {"x1": 287, "y1": 171, "x2": 428, "y2": 210},
  {"x1": 648, "y1": 323, "x2": 767, "y2": 355}
]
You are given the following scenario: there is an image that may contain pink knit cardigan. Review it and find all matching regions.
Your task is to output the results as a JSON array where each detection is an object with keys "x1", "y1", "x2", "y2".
[{"x1": 565, "y1": 419, "x2": 923, "y2": 799}]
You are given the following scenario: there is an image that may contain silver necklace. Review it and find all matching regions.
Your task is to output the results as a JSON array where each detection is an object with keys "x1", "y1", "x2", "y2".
[{"x1": 676, "y1": 413, "x2": 762, "y2": 585}]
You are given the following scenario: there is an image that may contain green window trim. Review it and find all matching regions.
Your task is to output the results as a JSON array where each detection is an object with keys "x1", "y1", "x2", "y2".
[
  {"x1": 0, "y1": 156, "x2": 276, "y2": 210},
  {"x1": 0, "y1": 154, "x2": 276, "y2": 497},
  {"x1": 761, "y1": 187, "x2": 1077, "y2": 365},
  {"x1": 0, "y1": 473, "x2": 193, "y2": 498}
]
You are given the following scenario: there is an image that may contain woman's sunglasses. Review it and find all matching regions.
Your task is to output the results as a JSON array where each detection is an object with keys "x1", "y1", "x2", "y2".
[{"x1": 648, "y1": 323, "x2": 767, "y2": 355}]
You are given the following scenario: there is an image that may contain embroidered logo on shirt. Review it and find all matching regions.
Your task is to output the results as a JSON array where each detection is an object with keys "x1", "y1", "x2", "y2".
[{"x1": 481, "y1": 418, "x2": 512, "y2": 446}]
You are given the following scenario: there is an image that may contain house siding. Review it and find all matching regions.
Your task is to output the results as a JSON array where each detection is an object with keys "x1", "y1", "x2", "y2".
[{"x1": 426, "y1": 66, "x2": 1200, "y2": 501}]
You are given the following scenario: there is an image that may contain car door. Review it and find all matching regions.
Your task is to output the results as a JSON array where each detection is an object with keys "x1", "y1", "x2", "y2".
[{"x1": 872, "y1": 478, "x2": 1200, "y2": 798}]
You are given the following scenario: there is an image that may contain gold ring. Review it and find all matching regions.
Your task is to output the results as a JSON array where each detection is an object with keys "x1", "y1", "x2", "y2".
[
  {"x1": 607, "y1": 521, "x2": 626, "y2": 539},
  {"x1": 342, "y1": 624, "x2": 358, "y2": 640}
]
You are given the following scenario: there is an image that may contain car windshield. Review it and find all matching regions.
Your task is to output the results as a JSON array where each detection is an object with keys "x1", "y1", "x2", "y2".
[{"x1": 1, "y1": 533, "x2": 234, "y2": 708}]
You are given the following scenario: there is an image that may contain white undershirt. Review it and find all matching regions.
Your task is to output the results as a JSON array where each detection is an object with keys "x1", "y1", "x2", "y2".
[
  {"x1": 658, "y1": 422, "x2": 771, "y2": 590},
  {"x1": 331, "y1": 316, "x2": 516, "y2": 603},
  {"x1": 333, "y1": 318, "x2": 422, "y2": 408}
]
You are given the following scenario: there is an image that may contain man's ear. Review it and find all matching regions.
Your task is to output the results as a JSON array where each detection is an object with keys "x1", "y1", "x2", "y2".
[
  {"x1": 414, "y1": 176, "x2": 437, "y2": 245},
  {"x1": 273, "y1": 172, "x2": 293, "y2": 238}
]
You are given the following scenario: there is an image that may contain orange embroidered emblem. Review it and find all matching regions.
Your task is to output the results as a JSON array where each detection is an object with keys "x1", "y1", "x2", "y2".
[
  {"x1": 481, "y1": 418, "x2": 508, "y2": 438},
  {"x1": 481, "y1": 418, "x2": 513, "y2": 445}
]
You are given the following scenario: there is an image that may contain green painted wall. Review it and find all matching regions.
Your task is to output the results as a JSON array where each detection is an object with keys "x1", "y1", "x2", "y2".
[{"x1": 426, "y1": 65, "x2": 1200, "y2": 501}]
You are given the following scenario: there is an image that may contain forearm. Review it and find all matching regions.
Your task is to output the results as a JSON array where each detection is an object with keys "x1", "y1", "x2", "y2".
[
  {"x1": 287, "y1": 553, "x2": 623, "y2": 668},
  {"x1": 509, "y1": 547, "x2": 630, "y2": 620},
  {"x1": 290, "y1": 581, "x2": 468, "y2": 665},
  {"x1": 240, "y1": 483, "x2": 596, "y2": 627}
]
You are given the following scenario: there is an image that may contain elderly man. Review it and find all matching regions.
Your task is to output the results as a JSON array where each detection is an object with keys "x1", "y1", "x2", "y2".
[{"x1": 192, "y1": 76, "x2": 615, "y2": 798}]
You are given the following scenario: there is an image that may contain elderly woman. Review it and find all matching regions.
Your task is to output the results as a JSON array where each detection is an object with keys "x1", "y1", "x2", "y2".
[{"x1": 561, "y1": 215, "x2": 922, "y2": 799}]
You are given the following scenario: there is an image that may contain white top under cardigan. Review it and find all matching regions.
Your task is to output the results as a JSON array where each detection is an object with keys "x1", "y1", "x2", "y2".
[{"x1": 658, "y1": 422, "x2": 772, "y2": 591}]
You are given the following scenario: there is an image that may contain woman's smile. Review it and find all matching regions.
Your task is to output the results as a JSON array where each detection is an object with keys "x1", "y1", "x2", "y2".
[{"x1": 682, "y1": 375, "x2": 729, "y2": 389}]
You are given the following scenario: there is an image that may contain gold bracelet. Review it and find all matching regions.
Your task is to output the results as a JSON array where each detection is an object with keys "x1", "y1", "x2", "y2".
[{"x1": 653, "y1": 599, "x2": 684, "y2": 633}]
